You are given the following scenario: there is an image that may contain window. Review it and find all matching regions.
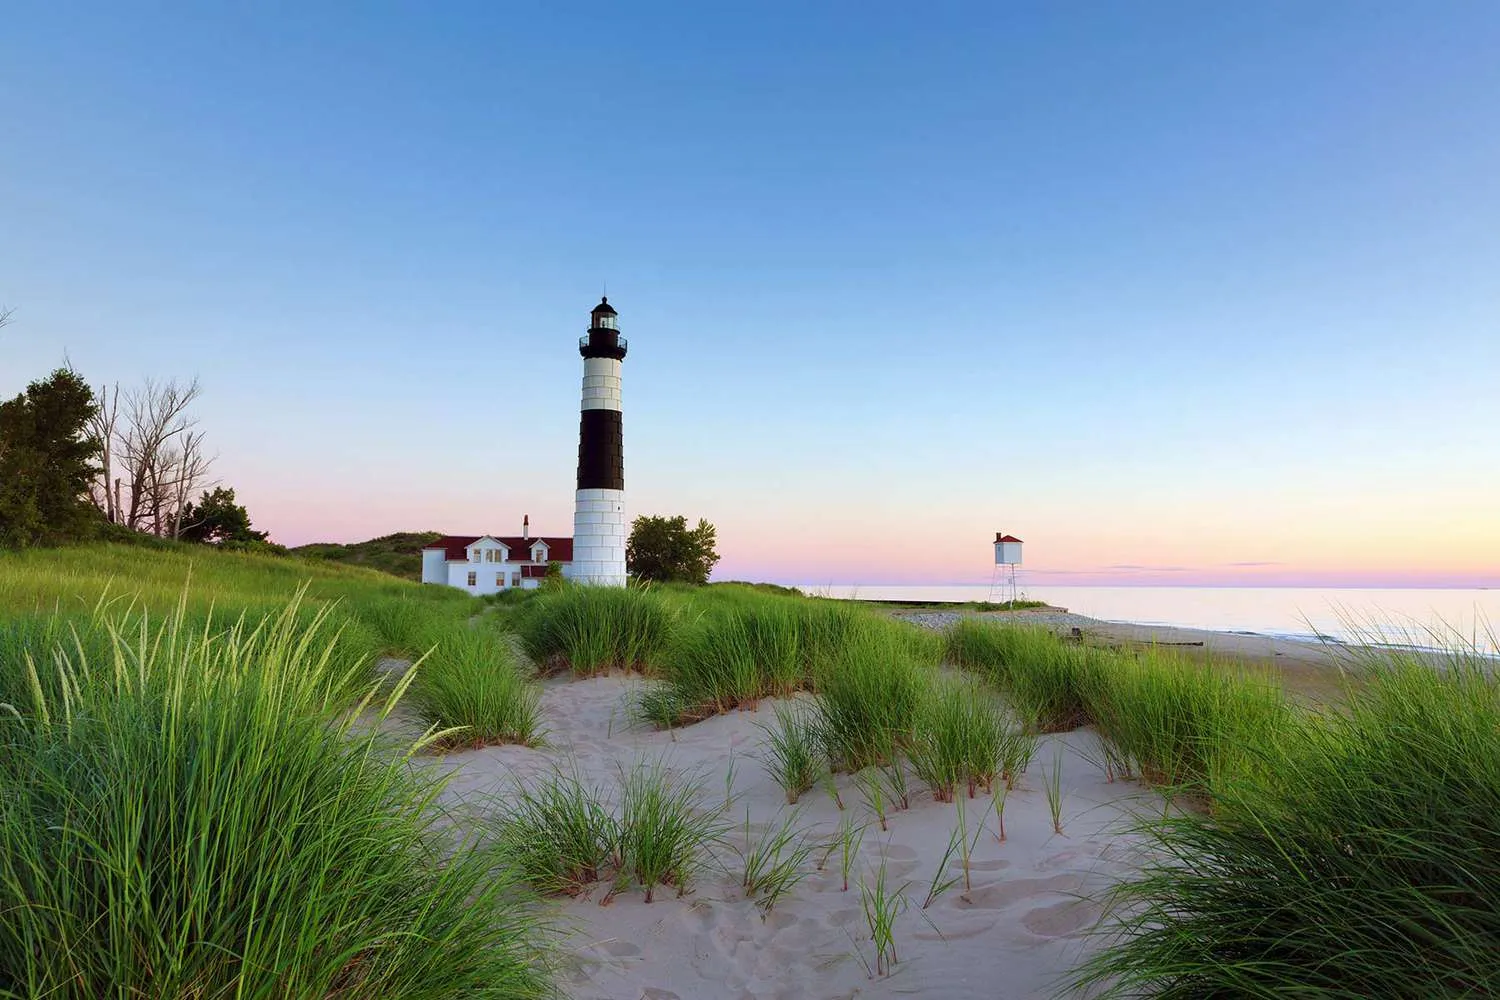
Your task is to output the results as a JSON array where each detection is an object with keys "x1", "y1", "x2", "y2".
[
  {"x1": 495, "y1": 572, "x2": 503, "y2": 586},
  {"x1": 466, "y1": 571, "x2": 477, "y2": 587}
]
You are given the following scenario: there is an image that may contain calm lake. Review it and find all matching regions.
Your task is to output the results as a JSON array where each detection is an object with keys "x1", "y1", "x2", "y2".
[{"x1": 800, "y1": 585, "x2": 1499, "y2": 649}]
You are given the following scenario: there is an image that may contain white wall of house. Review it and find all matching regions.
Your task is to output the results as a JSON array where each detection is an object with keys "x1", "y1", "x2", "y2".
[
  {"x1": 446, "y1": 561, "x2": 518, "y2": 595},
  {"x1": 421, "y1": 549, "x2": 447, "y2": 585}
]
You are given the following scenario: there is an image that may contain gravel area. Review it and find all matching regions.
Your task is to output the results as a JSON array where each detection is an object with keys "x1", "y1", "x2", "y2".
[{"x1": 898, "y1": 610, "x2": 1102, "y2": 632}]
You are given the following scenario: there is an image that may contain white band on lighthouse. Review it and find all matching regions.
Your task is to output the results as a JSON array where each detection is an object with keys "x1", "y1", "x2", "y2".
[
  {"x1": 580, "y1": 357, "x2": 622, "y2": 411},
  {"x1": 571, "y1": 487, "x2": 627, "y2": 587}
]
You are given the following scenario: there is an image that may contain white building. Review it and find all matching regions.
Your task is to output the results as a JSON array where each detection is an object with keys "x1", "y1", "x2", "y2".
[{"x1": 420, "y1": 517, "x2": 573, "y2": 595}]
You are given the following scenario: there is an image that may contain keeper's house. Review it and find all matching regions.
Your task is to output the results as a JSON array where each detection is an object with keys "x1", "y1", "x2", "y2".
[{"x1": 420, "y1": 516, "x2": 572, "y2": 595}]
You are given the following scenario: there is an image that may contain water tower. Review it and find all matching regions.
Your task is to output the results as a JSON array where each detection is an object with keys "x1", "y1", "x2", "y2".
[{"x1": 989, "y1": 532, "x2": 1024, "y2": 605}]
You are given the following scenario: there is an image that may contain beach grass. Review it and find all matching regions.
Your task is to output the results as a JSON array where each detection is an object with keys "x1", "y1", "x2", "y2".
[
  {"x1": 812, "y1": 626, "x2": 929, "y2": 771},
  {"x1": 947, "y1": 619, "x2": 1093, "y2": 732},
  {"x1": 1074, "y1": 642, "x2": 1500, "y2": 998},
  {"x1": 618, "y1": 759, "x2": 726, "y2": 903},
  {"x1": 0, "y1": 595, "x2": 553, "y2": 999},
  {"x1": 1080, "y1": 647, "x2": 1292, "y2": 796},
  {"x1": 514, "y1": 584, "x2": 676, "y2": 675},
  {"x1": 756, "y1": 701, "x2": 827, "y2": 803},
  {"x1": 493, "y1": 766, "x2": 621, "y2": 897},
  {"x1": 906, "y1": 676, "x2": 1008, "y2": 801},
  {"x1": 405, "y1": 626, "x2": 545, "y2": 748}
]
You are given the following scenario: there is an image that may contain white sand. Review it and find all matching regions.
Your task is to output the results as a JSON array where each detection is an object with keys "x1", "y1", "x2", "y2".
[{"x1": 428, "y1": 675, "x2": 1157, "y2": 1000}]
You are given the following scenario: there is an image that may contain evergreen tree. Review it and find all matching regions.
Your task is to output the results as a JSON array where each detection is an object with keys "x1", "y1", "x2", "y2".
[
  {"x1": 0, "y1": 368, "x2": 101, "y2": 547},
  {"x1": 178, "y1": 486, "x2": 268, "y2": 544}
]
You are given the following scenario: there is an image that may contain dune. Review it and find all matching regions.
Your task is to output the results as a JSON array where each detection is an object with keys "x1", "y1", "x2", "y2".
[{"x1": 434, "y1": 674, "x2": 1156, "y2": 1000}]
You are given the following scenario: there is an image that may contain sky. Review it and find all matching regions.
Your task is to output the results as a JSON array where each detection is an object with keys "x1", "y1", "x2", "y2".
[{"x1": 2, "y1": 2, "x2": 1498, "y2": 588}]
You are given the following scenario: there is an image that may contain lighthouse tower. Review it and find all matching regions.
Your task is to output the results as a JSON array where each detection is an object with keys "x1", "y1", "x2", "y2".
[{"x1": 569, "y1": 296, "x2": 629, "y2": 586}]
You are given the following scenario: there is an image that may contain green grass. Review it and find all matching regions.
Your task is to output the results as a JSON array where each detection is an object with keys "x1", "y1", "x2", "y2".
[
  {"x1": 405, "y1": 627, "x2": 545, "y2": 748},
  {"x1": 617, "y1": 759, "x2": 727, "y2": 903},
  {"x1": 0, "y1": 595, "x2": 553, "y2": 999},
  {"x1": 1075, "y1": 645, "x2": 1500, "y2": 999},
  {"x1": 946, "y1": 619, "x2": 1094, "y2": 732},
  {"x1": 492, "y1": 766, "x2": 621, "y2": 897},
  {"x1": 756, "y1": 701, "x2": 827, "y2": 803},
  {"x1": 737, "y1": 809, "x2": 817, "y2": 916},
  {"x1": 906, "y1": 676, "x2": 1008, "y2": 801},
  {"x1": 514, "y1": 584, "x2": 677, "y2": 675},
  {"x1": 1080, "y1": 647, "x2": 1292, "y2": 796},
  {"x1": 812, "y1": 625, "x2": 930, "y2": 771},
  {"x1": 290, "y1": 530, "x2": 444, "y2": 580}
]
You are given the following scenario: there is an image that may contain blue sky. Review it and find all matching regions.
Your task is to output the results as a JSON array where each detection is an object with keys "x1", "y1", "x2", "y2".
[{"x1": 3, "y1": 2, "x2": 1498, "y2": 586}]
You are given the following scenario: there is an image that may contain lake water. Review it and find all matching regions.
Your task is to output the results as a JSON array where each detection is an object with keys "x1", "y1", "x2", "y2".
[{"x1": 799, "y1": 585, "x2": 1499, "y2": 650}]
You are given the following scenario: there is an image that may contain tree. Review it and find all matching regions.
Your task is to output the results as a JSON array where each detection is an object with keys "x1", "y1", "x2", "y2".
[
  {"x1": 177, "y1": 486, "x2": 267, "y2": 545},
  {"x1": 0, "y1": 368, "x2": 102, "y2": 547},
  {"x1": 117, "y1": 377, "x2": 213, "y2": 536},
  {"x1": 626, "y1": 514, "x2": 720, "y2": 585}
]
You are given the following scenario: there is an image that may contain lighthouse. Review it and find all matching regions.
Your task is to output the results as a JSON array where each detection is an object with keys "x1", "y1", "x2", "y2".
[{"x1": 569, "y1": 296, "x2": 629, "y2": 586}]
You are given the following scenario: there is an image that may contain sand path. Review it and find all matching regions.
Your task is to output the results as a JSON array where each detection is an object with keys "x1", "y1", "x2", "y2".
[{"x1": 429, "y1": 674, "x2": 1156, "y2": 1000}]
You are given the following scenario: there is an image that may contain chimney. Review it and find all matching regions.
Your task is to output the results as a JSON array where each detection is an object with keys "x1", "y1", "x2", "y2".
[
  {"x1": 523, "y1": 514, "x2": 530, "y2": 540},
  {"x1": 995, "y1": 532, "x2": 1003, "y2": 543}
]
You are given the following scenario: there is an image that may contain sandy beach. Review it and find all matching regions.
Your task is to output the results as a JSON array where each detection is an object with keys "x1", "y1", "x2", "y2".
[{"x1": 423, "y1": 668, "x2": 1159, "y2": 1000}]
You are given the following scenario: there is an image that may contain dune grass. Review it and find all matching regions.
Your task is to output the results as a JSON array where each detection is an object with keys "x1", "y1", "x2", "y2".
[
  {"x1": 514, "y1": 584, "x2": 676, "y2": 675},
  {"x1": 405, "y1": 626, "x2": 545, "y2": 748},
  {"x1": 492, "y1": 767, "x2": 621, "y2": 897},
  {"x1": 0, "y1": 596, "x2": 553, "y2": 999},
  {"x1": 906, "y1": 676, "x2": 1008, "y2": 801},
  {"x1": 946, "y1": 619, "x2": 1093, "y2": 732},
  {"x1": 1075, "y1": 643, "x2": 1500, "y2": 999},
  {"x1": 617, "y1": 759, "x2": 727, "y2": 903},
  {"x1": 756, "y1": 701, "x2": 827, "y2": 803},
  {"x1": 812, "y1": 627, "x2": 930, "y2": 772},
  {"x1": 1080, "y1": 647, "x2": 1292, "y2": 795}
]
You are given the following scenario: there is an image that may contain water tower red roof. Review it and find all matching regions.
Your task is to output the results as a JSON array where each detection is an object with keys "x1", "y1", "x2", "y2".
[{"x1": 995, "y1": 534, "x2": 1024, "y2": 544}]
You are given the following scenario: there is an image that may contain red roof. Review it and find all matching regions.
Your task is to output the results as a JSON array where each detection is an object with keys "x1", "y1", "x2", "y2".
[
  {"x1": 424, "y1": 535, "x2": 574, "y2": 562},
  {"x1": 995, "y1": 534, "x2": 1024, "y2": 544}
]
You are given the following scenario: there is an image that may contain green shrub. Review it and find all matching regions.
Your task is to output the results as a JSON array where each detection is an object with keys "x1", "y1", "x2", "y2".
[
  {"x1": 0, "y1": 598, "x2": 553, "y2": 999},
  {"x1": 1076, "y1": 653, "x2": 1500, "y2": 998}
]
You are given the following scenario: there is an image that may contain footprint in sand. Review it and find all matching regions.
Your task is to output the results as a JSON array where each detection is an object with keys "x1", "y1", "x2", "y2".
[
  {"x1": 1022, "y1": 898, "x2": 1102, "y2": 939},
  {"x1": 956, "y1": 874, "x2": 1084, "y2": 912},
  {"x1": 915, "y1": 913, "x2": 998, "y2": 941},
  {"x1": 762, "y1": 910, "x2": 797, "y2": 932},
  {"x1": 597, "y1": 939, "x2": 642, "y2": 958},
  {"x1": 879, "y1": 843, "x2": 919, "y2": 861}
]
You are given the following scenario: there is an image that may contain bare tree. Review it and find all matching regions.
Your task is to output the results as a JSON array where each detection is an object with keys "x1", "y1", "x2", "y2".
[
  {"x1": 116, "y1": 378, "x2": 215, "y2": 536},
  {"x1": 168, "y1": 429, "x2": 211, "y2": 538},
  {"x1": 89, "y1": 382, "x2": 122, "y2": 523}
]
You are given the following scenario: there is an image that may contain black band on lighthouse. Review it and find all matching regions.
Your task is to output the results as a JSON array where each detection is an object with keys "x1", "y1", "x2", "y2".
[{"x1": 577, "y1": 408, "x2": 625, "y2": 491}]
